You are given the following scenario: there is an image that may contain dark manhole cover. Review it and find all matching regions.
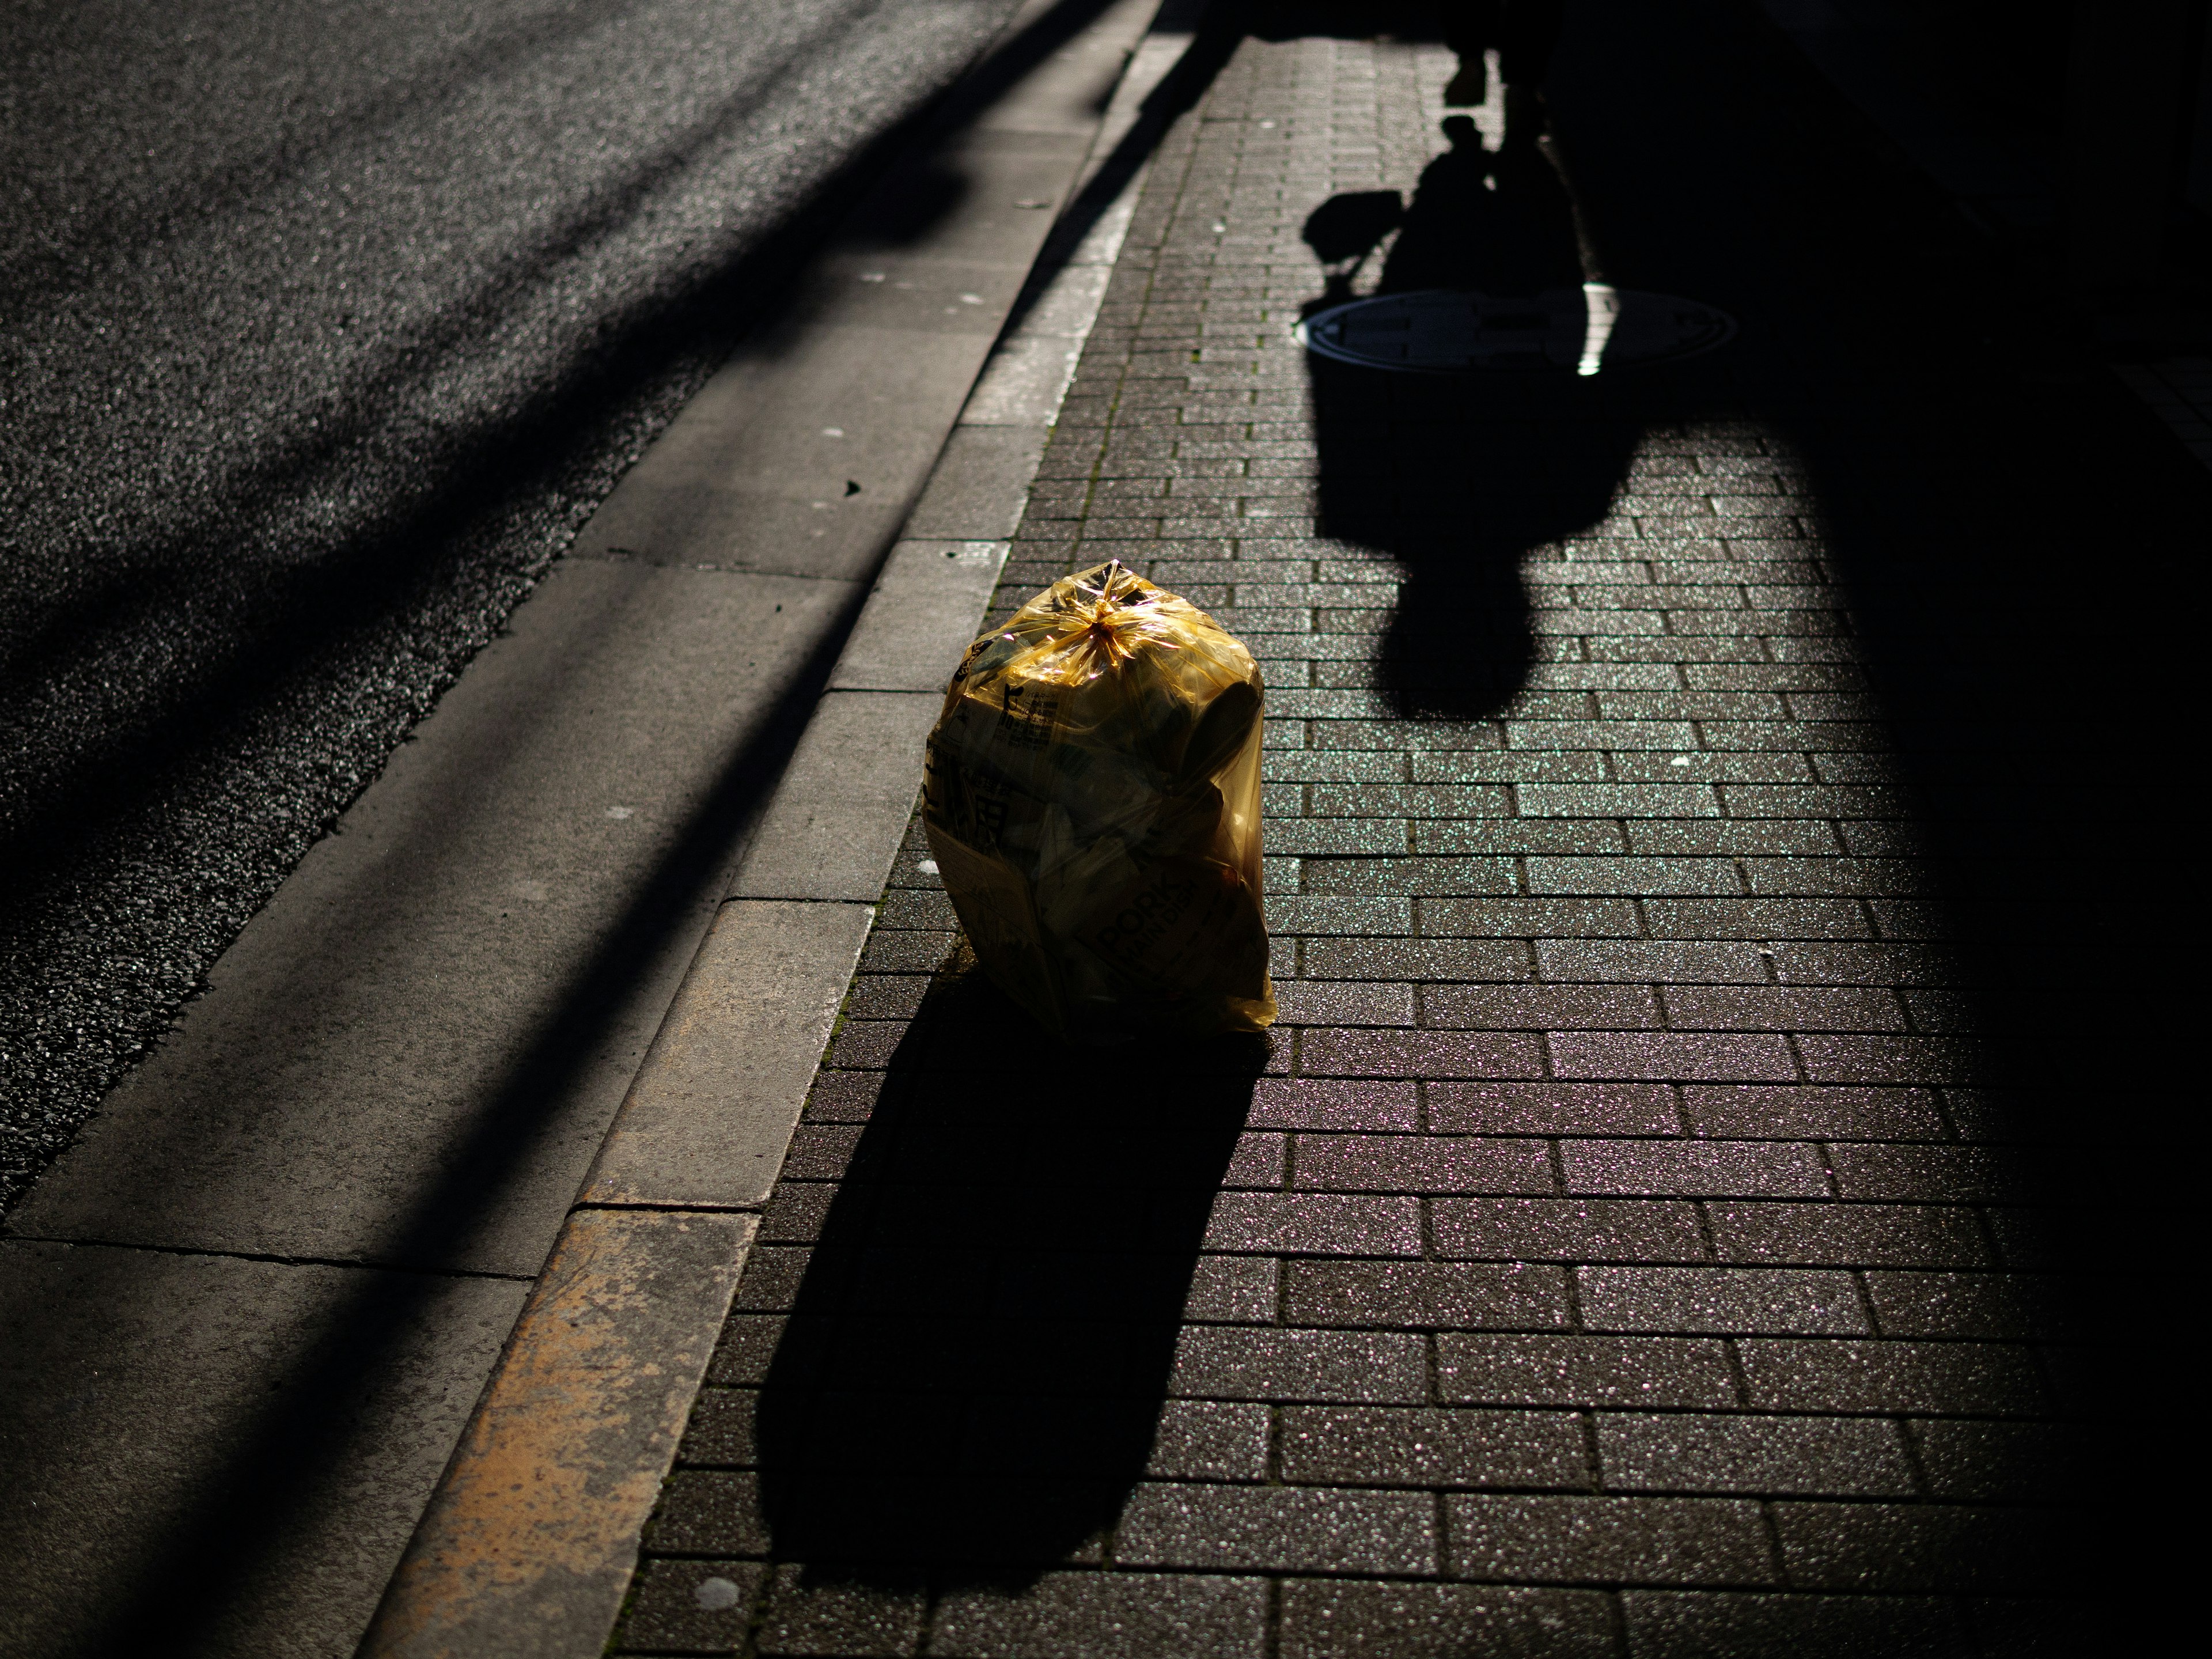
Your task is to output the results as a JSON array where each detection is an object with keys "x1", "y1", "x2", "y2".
[{"x1": 1296, "y1": 283, "x2": 1736, "y2": 375}]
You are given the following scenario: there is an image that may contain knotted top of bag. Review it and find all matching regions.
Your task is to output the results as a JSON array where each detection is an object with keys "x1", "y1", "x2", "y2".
[
  {"x1": 962, "y1": 559, "x2": 1255, "y2": 691},
  {"x1": 942, "y1": 560, "x2": 1262, "y2": 788}
]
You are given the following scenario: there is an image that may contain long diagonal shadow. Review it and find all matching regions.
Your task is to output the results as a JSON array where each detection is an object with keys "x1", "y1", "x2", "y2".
[{"x1": 756, "y1": 963, "x2": 1267, "y2": 1585}]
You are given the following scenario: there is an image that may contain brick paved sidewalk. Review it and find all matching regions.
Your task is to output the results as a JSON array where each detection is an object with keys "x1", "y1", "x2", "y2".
[{"x1": 610, "y1": 9, "x2": 2137, "y2": 1657}]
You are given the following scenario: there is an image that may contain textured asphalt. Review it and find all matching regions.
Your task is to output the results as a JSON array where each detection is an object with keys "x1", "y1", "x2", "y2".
[{"x1": 0, "y1": 0, "x2": 1027, "y2": 1209}]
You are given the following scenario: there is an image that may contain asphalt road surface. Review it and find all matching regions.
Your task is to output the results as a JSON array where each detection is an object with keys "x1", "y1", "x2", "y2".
[{"x1": 0, "y1": 0, "x2": 1027, "y2": 1207}]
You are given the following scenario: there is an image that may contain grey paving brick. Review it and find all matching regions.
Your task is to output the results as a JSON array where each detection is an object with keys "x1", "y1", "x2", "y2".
[
  {"x1": 761, "y1": 1177, "x2": 836, "y2": 1243},
  {"x1": 1620, "y1": 1590, "x2": 1972, "y2": 1658},
  {"x1": 1302, "y1": 857, "x2": 1520, "y2": 896},
  {"x1": 1447, "y1": 1493, "x2": 1776, "y2": 1585},
  {"x1": 732, "y1": 1247, "x2": 812, "y2": 1313},
  {"x1": 805, "y1": 1070, "x2": 887, "y2": 1123},
  {"x1": 1643, "y1": 897, "x2": 1873, "y2": 940},
  {"x1": 1415, "y1": 819, "x2": 1629, "y2": 856},
  {"x1": 1437, "y1": 1334, "x2": 1739, "y2": 1408},
  {"x1": 1203, "y1": 1192, "x2": 1423, "y2": 1256},
  {"x1": 1272, "y1": 979, "x2": 1418, "y2": 1028},
  {"x1": 930, "y1": 1573, "x2": 1268, "y2": 1659},
  {"x1": 1684, "y1": 1085, "x2": 1948, "y2": 1140},
  {"x1": 1183, "y1": 1255, "x2": 1281, "y2": 1324},
  {"x1": 705, "y1": 1313, "x2": 786, "y2": 1389},
  {"x1": 616, "y1": 1558, "x2": 766, "y2": 1654},
  {"x1": 1248, "y1": 1078, "x2": 1421, "y2": 1131},
  {"x1": 1726, "y1": 785, "x2": 1908, "y2": 819},
  {"x1": 1770, "y1": 941, "x2": 1959, "y2": 985},
  {"x1": 1578, "y1": 1267, "x2": 1868, "y2": 1335},
  {"x1": 753, "y1": 1564, "x2": 925, "y2": 1657},
  {"x1": 1427, "y1": 1081, "x2": 1679, "y2": 1135},
  {"x1": 1281, "y1": 1406, "x2": 1587, "y2": 1490},
  {"x1": 1862, "y1": 1271, "x2": 2084, "y2": 1340},
  {"x1": 1268, "y1": 896, "x2": 1415, "y2": 935},
  {"x1": 1145, "y1": 1399, "x2": 1272, "y2": 1483},
  {"x1": 1301, "y1": 1029, "x2": 1547, "y2": 1080},
  {"x1": 859, "y1": 930, "x2": 959, "y2": 972},
  {"x1": 1431, "y1": 899, "x2": 1644, "y2": 938},
  {"x1": 1661, "y1": 986, "x2": 1908, "y2": 1031},
  {"x1": 1290, "y1": 1134, "x2": 1554, "y2": 1195},
  {"x1": 1627, "y1": 819, "x2": 1843, "y2": 856},
  {"x1": 777, "y1": 1125, "x2": 864, "y2": 1181},
  {"x1": 1616, "y1": 753, "x2": 1813, "y2": 785},
  {"x1": 1225, "y1": 1131, "x2": 1290, "y2": 1189},
  {"x1": 1864, "y1": 901, "x2": 1952, "y2": 941},
  {"x1": 825, "y1": 1020, "x2": 908, "y2": 1070},
  {"x1": 1171, "y1": 1326, "x2": 1429, "y2": 1404},
  {"x1": 1551, "y1": 1032, "x2": 1798, "y2": 1082},
  {"x1": 1910, "y1": 1419, "x2": 2088, "y2": 1503},
  {"x1": 1603, "y1": 691, "x2": 1787, "y2": 719},
  {"x1": 1599, "y1": 1413, "x2": 1915, "y2": 1497},
  {"x1": 1314, "y1": 718, "x2": 1504, "y2": 752},
  {"x1": 1521, "y1": 858, "x2": 1743, "y2": 898},
  {"x1": 1285, "y1": 1260, "x2": 1572, "y2": 1330},
  {"x1": 1537, "y1": 941, "x2": 1771, "y2": 983},
  {"x1": 645, "y1": 1468, "x2": 770, "y2": 1556},
  {"x1": 1264, "y1": 750, "x2": 1408, "y2": 782},
  {"x1": 1798, "y1": 1035, "x2": 1985, "y2": 1085},
  {"x1": 680, "y1": 1387, "x2": 757, "y2": 1468},
  {"x1": 1415, "y1": 751, "x2": 1608, "y2": 783},
  {"x1": 1309, "y1": 783, "x2": 1514, "y2": 818},
  {"x1": 1267, "y1": 820, "x2": 1411, "y2": 857},
  {"x1": 1709, "y1": 1203, "x2": 1990, "y2": 1268},
  {"x1": 1562, "y1": 1139, "x2": 1829, "y2": 1198},
  {"x1": 1771, "y1": 1501, "x2": 2062, "y2": 1594},
  {"x1": 1521, "y1": 784, "x2": 1723, "y2": 818},
  {"x1": 1736, "y1": 1339, "x2": 2048, "y2": 1415},
  {"x1": 1279, "y1": 1581, "x2": 1615, "y2": 1659},
  {"x1": 1116, "y1": 1482, "x2": 1438, "y2": 1575},
  {"x1": 1743, "y1": 857, "x2": 1933, "y2": 898},
  {"x1": 1301, "y1": 937, "x2": 1536, "y2": 979},
  {"x1": 1510, "y1": 720, "x2": 1698, "y2": 751},
  {"x1": 1827, "y1": 1145, "x2": 2043, "y2": 1202},
  {"x1": 1426, "y1": 983, "x2": 1664, "y2": 1029},
  {"x1": 1433, "y1": 1196, "x2": 1711, "y2": 1264},
  {"x1": 844, "y1": 973, "x2": 934, "y2": 1021}
]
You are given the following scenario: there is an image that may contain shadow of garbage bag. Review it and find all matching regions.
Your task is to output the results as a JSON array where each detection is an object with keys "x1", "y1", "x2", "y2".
[{"x1": 754, "y1": 960, "x2": 1266, "y2": 1584}]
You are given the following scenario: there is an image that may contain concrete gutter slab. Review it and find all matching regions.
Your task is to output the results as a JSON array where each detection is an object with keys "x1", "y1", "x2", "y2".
[
  {"x1": 578, "y1": 902, "x2": 873, "y2": 1211},
  {"x1": 905, "y1": 429, "x2": 1048, "y2": 539},
  {"x1": 723, "y1": 692, "x2": 947, "y2": 903},
  {"x1": 832, "y1": 539, "x2": 1012, "y2": 693}
]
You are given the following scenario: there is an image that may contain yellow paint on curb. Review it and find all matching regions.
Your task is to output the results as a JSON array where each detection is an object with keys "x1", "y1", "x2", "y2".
[{"x1": 359, "y1": 1208, "x2": 752, "y2": 1659}]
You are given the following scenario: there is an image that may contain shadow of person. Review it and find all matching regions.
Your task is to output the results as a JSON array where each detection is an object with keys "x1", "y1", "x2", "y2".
[
  {"x1": 1302, "y1": 115, "x2": 1642, "y2": 721},
  {"x1": 753, "y1": 960, "x2": 1264, "y2": 1586}
]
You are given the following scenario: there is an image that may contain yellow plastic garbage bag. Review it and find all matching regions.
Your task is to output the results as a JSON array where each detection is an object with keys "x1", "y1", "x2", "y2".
[{"x1": 922, "y1": 558, "x2": 1275, "y2": 1035}]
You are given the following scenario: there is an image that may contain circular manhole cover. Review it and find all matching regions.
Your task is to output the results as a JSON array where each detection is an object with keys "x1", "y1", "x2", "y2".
[{"x1": 1296, "y1": 283, "x2": 1736, "y2": 375}]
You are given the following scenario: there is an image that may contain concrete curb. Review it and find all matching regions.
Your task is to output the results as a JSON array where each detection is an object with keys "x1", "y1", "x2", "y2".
[{"x1": 356, "y1": 5, "x2": 1203, "y2": 1654}]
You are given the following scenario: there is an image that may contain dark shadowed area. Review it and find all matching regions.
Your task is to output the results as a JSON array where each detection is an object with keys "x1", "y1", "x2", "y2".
[{"x1": 755, "y1": 959, "x2": 1267, "y2": 1578}]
